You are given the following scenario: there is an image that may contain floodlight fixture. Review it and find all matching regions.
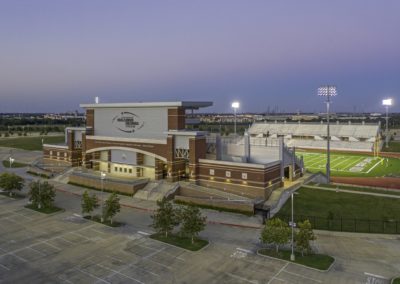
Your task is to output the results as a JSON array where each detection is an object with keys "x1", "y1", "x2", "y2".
[
  {"x1": 382, "y1": 98, "x2": 392, "y2": 106},
  {"x1": 231, "y1": 101, "x2": 240, "y2": 136},
  {"x1": 318, "y1": 85, "x2": 337, "y2": 184}
]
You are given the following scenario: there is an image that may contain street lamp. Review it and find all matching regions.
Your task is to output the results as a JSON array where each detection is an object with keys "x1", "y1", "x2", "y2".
[
  {"x1": 232, "y1": 101, "x2": 240, "y2": 136},
  {"x1": 382, "y1": 99, "x2": 392, "y2": 148},
  {"x1": 318, "y1": 85, "x2": 337, "y2": 184},
  {"x1": 100, "y1": 171, "x2": 106, "y2": 223},
  {"x1": 290, "y1": 192, "x2": 299, "y2": 261},
  {"x1": 9, "y1": 157, "x2": 14, "y2": 169}
]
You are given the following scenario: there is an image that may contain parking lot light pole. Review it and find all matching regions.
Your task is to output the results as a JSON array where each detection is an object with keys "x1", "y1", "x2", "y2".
[
  {"x1": 100, "y1": 171, "x2": 106, "y2": 223},
  {"x1": 290, "y1": 192, "x2": 295, "y2": 261},
  {"x1": 382, "y1": 99, "x2": 392, "y2": 148},
  {"x1": 9, "y1": 157, "x2": 14, "y2": 169},
  {"x1": 318, "y1": 85, "x2": 337, "y2": 184}
]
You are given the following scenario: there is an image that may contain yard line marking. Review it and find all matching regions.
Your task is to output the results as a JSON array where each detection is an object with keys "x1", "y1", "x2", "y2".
[
  {"x1": 366, "y1": 159, "x2": 383, "y2": 173},
  {"x1": 268, "y1": 262, "x2": 289, "y2": 284},
  {"x1": 74, "y1": 267, "x2": 111, "y2": 284},
  {"x1": 226, "y1": 272, "x2": 259, "y2": 284},
  {"x1": 282, "y1": 270, "x2": 323, "y2": 283}
]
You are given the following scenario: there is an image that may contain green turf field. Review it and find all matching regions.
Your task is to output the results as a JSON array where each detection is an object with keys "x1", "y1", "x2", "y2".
[
  {"x1": 297, "y1": 150, "x2": 400, "y2": 177},
  {"x1": 0, "y1": 135, "x2": 65, "y2": 151}
]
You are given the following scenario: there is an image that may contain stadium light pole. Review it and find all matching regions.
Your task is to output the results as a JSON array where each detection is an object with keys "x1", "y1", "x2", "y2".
[
  {"x1": 232, "y1": 101, "x2": 240, "y2": 136},
  {"x1": 382, "y1": 99, "x2": 392, "y2": 148},
  {"x1": 100, "y1": 171, "x2": 106, "y2": 223},
  {"x1": 318, "y1": 85, "x2": 337, "y2": 184}
]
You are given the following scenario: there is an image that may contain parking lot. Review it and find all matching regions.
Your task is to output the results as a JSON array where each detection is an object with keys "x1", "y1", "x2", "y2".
[{"x1": 0, "y1": 193, "x2": 398, "y2": 283}]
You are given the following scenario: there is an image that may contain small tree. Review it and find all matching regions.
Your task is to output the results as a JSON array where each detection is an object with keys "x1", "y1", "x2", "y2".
[
  {"x1": 102, "y1": 192, "x2": 120, "y2": 224},
  {"x1": 151, "y1": 198, "x2": 179, "y2": 237},
  {"x1": 81, "y1": 190, "x2": 99, "y2": 218},
  {"x1": 29, "y1": 180, "x2": 56, "y2": 209},
  {"x1": 180, "y1": 205, "x2": 207, "y2": 244},
  {"x1": 296, "y1": 220, "x2": 316, "y2": 256},
  {"x1": 260, "y1": 218, "x2": 291, "y2": 253},
  {"x1": 0, "y1": 172, "x2": 25, "y2": 196}
]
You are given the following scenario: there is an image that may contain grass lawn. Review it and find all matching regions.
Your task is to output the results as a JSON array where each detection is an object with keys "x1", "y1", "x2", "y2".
[
  {"x1": 150, "y1": 233, "x2": 209, "y2": 251},
  {"x1": 258, "y1": 248, "x2": 334, "y2": 271},
  {"x1": 2, "y1": 160, "x2": 28, "y2": 168},
  {"x1": 307, "y1": 182, "x2": 400, "y2": 196},
  {"x1": 0, "y1": 135, "x2": 65, "y2": 151},
  {"x1": 276, "y1": 187, "x2": 400, "y2": 233},
  {"x1": 297, "y1": 150, "x2": 400, "y2": 177},
  {"x1": 25, "y1": 204, "x2": 63, "y2": 214},
  {"x1": 83, "y1": 215, "x2": 123, "y2": 227},
  {"x1": 392, "y1": 278, "x2": 400, "y2": 284},
  {"x1": 0, "y1": 191, "x2": 25, "y2": 199}
]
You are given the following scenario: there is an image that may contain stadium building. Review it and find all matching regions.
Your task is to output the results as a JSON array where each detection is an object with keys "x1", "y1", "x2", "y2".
[{"x1": 43, "y1": 101, "x2": 304, "y2": 202}]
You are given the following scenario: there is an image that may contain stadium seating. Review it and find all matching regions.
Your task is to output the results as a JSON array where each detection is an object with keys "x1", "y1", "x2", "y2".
[{"x1": 248, "y1": 122, "x2": 380, "y2": 152}]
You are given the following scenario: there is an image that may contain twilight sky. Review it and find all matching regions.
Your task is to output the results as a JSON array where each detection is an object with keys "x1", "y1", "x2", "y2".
[{"x1": 1, "y1": 0, "x2": 399, "y2": 113}]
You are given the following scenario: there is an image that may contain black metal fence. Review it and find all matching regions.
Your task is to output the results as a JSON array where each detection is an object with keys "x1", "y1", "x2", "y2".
[{"x1": 277, "y1": 214, "x2": 400, "y2": 234}]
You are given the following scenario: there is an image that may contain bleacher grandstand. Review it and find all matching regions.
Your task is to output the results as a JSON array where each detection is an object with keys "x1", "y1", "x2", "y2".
[{"x1": 248, "y1": 122, "x2": 381, "y2": 152}]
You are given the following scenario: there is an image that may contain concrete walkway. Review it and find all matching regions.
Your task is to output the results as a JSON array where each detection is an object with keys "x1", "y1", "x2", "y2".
[
  {"x1": 304, "y1": 184, "x2": 400, "y2": 199},
  {"x1": 49, "y1": 179, "x2": 264, "y2": 228}
]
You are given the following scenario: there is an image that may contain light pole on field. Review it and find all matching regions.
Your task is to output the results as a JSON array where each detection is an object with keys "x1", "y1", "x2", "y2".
[
  {"x1": 318, "y1": 85, "x2": 337, "y2": 184},
  {"x1": 100, "y1": 171, "x2": 106, "y2": 223},
  {"x1": 382, "y1": 99, "x2": 392, "y2": 148},
  {"x1": 232, "y1": 101, "x2": 240, "y2": 136}
]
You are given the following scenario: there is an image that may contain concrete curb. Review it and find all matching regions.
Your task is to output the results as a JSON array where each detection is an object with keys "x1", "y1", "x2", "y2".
[
  {"x1": 149, "y1": 235, "x2": 211, "y2": 253},
  {"x1": 256, "y1": 249, "x2": 336, "y2": 272}
]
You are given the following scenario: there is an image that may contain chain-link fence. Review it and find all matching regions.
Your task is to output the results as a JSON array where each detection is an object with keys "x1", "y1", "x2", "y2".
[{"x1": 277, "y1": 214, "x2": 400, "y2": 234}]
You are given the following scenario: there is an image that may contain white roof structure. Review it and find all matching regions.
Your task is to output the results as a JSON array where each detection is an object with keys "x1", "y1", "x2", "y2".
[{"x1": 80, "y1": 101, "x2": 213, "y2": 110}]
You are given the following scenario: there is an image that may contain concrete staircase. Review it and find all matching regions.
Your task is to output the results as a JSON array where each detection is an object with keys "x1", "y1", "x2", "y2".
[{"x1": 133, "y1": 181, "x2": 179, "y2": 201}]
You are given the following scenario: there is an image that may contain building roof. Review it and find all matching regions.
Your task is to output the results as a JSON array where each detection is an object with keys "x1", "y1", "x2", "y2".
[{"x1": 80, "y1": 101, "x2": 213, "y2": 110}]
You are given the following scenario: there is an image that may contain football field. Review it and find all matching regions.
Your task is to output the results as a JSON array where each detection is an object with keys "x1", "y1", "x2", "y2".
[{"x1": 297, "y1": 151, "x2": 384, "y2": 174}]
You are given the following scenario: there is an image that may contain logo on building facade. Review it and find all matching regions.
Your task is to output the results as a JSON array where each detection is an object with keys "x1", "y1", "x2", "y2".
[{"x1": 112, "y1": 112, "x2": 144, "y2": 133}]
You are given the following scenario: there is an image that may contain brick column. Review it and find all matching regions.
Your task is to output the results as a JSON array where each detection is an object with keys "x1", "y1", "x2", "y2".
[
  {"x1": 136, "y1": 153, "x2": 144, "y2": 177},
  {"x1": 189, "y1": 136, "x2": 206, "y2": 183}
]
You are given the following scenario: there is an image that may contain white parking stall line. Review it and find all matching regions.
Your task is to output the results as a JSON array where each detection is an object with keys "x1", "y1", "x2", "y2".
[
  {"x1": 96, "y1": 263, "x2": 147, "y2": 284},
  {"x1": 0, "y1": 263, "x2": 10, "y2": 271},
  {"x1": 225, "y1": 272, "x2": 259, "y2": 284},
  {"x1": 282, "y1": 270, "x2": 323, "y2": 283},
  {"x1": 268, "y1": 263, "x2": 288, "y2": 284},
  {"x1": 74, "y1": 267, "x2": 111, "y2": 284},
  {"x1": 26, "y1": 246, "x2": 47, "y2": 256},
  {"x1": 43, "y1": 241, "x2": 62, "y2": 251},
  {"x1": 10, "y1": 252, "x2": 27, "y2": 263}
]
